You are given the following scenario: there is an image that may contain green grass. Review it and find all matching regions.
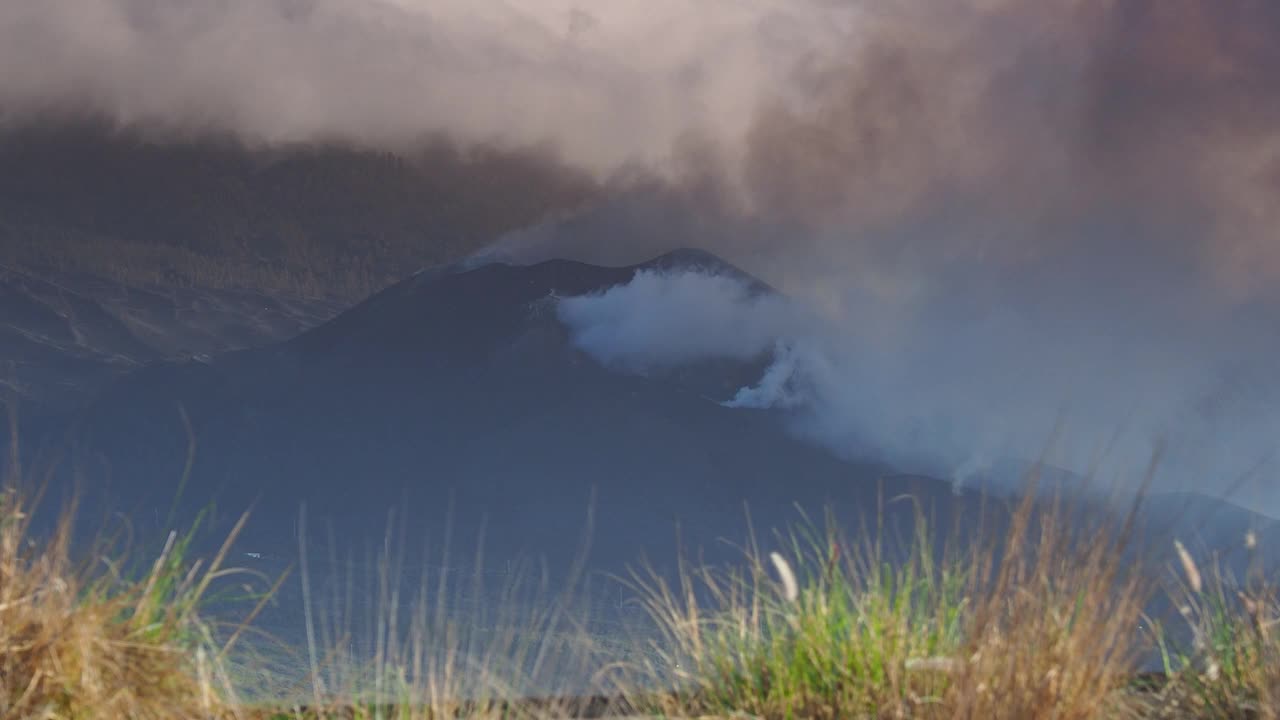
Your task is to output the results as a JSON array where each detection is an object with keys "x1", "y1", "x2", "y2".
[
  {"x1": 2, "y1": 464, "x2": 1278, "y2": 719},
  {"x1": 619, "y1": 481, "x2": 1154, "y2": 720},
  {"x1": 623, "y1": 506, "x2": 971, "y2": 717}
]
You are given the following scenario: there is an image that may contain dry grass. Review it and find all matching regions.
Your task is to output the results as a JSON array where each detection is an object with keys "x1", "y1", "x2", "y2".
[
  {"x1": 0, "y1": 478, "x2": 271, "y2": 719},
  {"x1": 1, "y1": 455, "x2": 1277, "y2": 719},
  {"x1": 1140, "y1": 533, "x2": 1280, "y2": 719},
  {"x1": 0, "y1": 459, "x2": 617, "y2": 719},
  {"x1": 946, "y1": 485, "x2": 1149, "y2": 720}
]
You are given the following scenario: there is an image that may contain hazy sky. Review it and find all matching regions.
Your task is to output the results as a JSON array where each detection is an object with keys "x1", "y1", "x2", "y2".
[{"x1": 4, "y1": 0, "x2": 1280, "y2": 512}]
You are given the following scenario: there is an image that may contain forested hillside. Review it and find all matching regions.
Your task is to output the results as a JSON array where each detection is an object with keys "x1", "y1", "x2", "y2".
[{"x1": 0, "y1": 120, "x2": 598, "y2": 300}]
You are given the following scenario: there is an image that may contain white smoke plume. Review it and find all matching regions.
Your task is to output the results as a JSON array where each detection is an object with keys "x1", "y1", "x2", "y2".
[
  {"x1": 555, "y1": 269, "x2": 797, "y2": 372},
  {"x1": 723, "y1": 342, "x2": 807, "y2": 411},
  {"x1": 555, "y1": 266, "x2": 1280, "y2": 514}
]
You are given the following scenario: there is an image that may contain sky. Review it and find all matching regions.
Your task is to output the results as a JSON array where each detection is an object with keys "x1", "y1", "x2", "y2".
[{"x1": 3, "y1": 0, "x2": 1280, "y2": 513}]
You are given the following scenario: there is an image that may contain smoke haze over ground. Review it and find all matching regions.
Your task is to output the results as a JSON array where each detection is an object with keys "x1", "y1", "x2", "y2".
[{"x1": 4, "y1": 1, "x2": 1280, "y2": 511}]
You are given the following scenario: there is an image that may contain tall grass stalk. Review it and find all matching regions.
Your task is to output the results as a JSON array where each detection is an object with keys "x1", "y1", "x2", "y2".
[
  {"x1": 1146, "y1": 531, "x2": 1280, "y2": 719},
  {"x1": 256, "y1": 504, "x2": 620, "y2": 719}
]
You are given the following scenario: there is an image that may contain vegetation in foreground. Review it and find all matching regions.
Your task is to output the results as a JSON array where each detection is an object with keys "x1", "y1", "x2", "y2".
[
  {"x1": 0, "y1": 465, "x2": 1277, "y2": 719},
  {"x1": 0, "y1": 484, "x2": 261, "y2": 719}
]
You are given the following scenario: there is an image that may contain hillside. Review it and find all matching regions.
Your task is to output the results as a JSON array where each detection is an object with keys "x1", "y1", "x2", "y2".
[
  {"x1": 58, "y1": 250, "x2": 940, "y2": 568},
  {"x1": 0, "y1": 121, "x2": 599, "y2": 415},
  {"x1": 0, "y1": 121, "x2": 598, "y2": 300},
  {"x1": 0, "y1": 262, "x2": 343, "y2": 413}
]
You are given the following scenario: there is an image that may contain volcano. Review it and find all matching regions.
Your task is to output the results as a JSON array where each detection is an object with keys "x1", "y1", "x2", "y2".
[
  {"x1": 50, "y1": 249, "x2": 950, "y2": 574},
  {"x1": 23, "y1": 248, "x2": 1273, "y2": 570}
]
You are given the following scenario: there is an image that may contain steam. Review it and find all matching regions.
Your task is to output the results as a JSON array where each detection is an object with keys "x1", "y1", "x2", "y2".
[
  {"x1": 723, "y1": 342, "x2": 807, "y2": 411},
  {"x1": 556, "y1": 269, "x2": 796, "y2": 372},
  {"x1": 556, "y1": 265, "x2": 1280, "y2": 513}
]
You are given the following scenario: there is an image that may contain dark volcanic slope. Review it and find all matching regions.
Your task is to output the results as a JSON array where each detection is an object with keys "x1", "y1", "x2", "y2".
[
  {"x1": 61, "y1": 249, "x2": 948, "y2": 575},
  {"x1": 0, "y1": 263, "x2": 342, "y2": 414}
]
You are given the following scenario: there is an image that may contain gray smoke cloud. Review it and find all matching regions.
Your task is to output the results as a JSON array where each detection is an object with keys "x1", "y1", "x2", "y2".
[
  {"x1": 5, "y1": 1, "x2": 1280, "y2": 512},
  {"x1": 0, "y1": 0, "x2": 851, "y2": 171},
  {"x1": 532, "y1": 0, "x2": 1280, "y2": 515}
]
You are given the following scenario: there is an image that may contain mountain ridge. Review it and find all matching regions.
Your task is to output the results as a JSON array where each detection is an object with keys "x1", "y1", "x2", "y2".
[{"x1": 39, "y1": 249, "x2": 1274, "y2": 554}]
